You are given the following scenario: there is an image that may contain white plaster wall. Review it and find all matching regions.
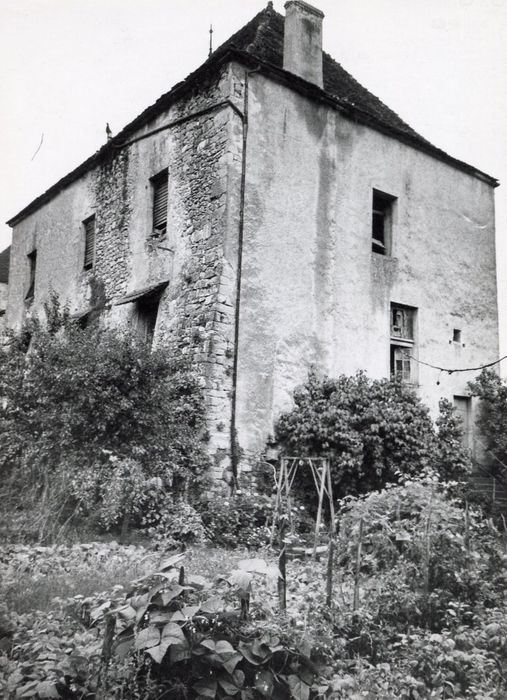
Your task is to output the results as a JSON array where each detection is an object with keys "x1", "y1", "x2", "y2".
[{"x1": 236, "y1": 73, "x2": 498, "y2": 459}]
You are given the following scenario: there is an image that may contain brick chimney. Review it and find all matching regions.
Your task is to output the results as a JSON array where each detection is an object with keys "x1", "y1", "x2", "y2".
[{"x1": 283, "y1": 1, "x2": 324, "y2": 89}]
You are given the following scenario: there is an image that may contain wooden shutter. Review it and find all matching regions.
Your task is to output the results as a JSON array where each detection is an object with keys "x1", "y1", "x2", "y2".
[
  {"x1": 152, "y1": 172, "x2": 168, "y2": 234},
  {"x1": 84, "y1": 216, "x2": 95, "y2": 269}
]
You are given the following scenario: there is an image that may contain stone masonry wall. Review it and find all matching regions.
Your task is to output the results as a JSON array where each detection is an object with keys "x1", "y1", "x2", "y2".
[{"x1": 6, "y1": 64, "x2": 245, "y2": 481}]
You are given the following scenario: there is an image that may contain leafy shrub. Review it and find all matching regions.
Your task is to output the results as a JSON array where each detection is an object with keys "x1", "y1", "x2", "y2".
[
  {"x1": 275, "y1": 370, "x2": 471, "y2": 504},
  {"x1": 144, "y1": 497, "x2": 206, "y2": 549},
  {"x1": 0, "y1": 302, "x2": 210, "y2": 540},
  {"x1": 198, "y1": 491, "x2": 273, "y2": 549},
  {"x1": 337, "y1": 478, "x2": 506, "y2": 623},
  {"x1": 468, "y1": 369, "x2": 507, "y2": 477}
]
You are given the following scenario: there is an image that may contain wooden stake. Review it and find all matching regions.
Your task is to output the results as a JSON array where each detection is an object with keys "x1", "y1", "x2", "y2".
[
  {"x1": 313, "y1": 463, "x2": 327, "y2": 558},
  {"x1": 278, "y1": 545, "x2": 287, "y2": 611},
  {"x1": 423, "y1": 488, "x2": 434, "y2": 598},
  {"x1": 326, "y1": 460, "x2": 336, "y2": 607},
  {"x1": 353, "y1": 518, "x2": 363, "y2": 612}
]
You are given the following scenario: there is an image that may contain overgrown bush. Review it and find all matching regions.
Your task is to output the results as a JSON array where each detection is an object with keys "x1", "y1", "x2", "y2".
[
  {"x1": 468, "y1": 368, "x2": 507, "y2": 477},
  {"x1": 275, "y1": 370, "x2": 471, "y2": 503},
  {"x1": 0, "y1": 299, "x2": 210, "y2": 540},
  {"x1": 198, "y1": 491, "x2": 273, "y2": 549}
]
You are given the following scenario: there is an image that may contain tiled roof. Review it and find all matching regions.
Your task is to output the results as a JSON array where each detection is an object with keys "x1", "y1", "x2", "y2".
[
  {"x1": 7, "y1": 3, "x2": 497, "y2": 227},
  {"x1": 0, "y1": 246, "x2": 10, "y2": 284},
  {"x1": 219, "y1": 4, "x2": 427, "y2": 143}
]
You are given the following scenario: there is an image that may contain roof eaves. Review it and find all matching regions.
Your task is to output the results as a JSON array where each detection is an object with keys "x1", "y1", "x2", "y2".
[
  {"x1": 7, "y1": 37, "x2": 499, "y2": 228},
  {"x1": 227, "y1": 49, "x2": 498, "y2": 188},
  {"x1": 6, "y1": 49, "x2": 234, "y2": 228}
]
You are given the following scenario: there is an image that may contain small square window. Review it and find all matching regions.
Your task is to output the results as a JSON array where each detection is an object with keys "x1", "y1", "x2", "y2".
[
  {"x1": 151, "y1": 170, "x2": 168, "y2": 237},
  {"x1": 453, "y1": 329, "x2": 461, "y2": 343},
  {"x1": 372, "y1": 190, "x2": 395, "y2": 255},
  {"x1": 83, "y1": 216, "x2": 96, "y2": 270}
]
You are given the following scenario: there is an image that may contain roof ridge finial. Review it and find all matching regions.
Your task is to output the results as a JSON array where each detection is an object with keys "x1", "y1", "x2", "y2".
[{"x1": 266, "y1": 1, "x2": 274, "y2": 9}]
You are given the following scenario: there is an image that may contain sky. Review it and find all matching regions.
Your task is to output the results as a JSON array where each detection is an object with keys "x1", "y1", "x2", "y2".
[{"x1": 0, "y1": 0, "x2": 506, "y2": 363}]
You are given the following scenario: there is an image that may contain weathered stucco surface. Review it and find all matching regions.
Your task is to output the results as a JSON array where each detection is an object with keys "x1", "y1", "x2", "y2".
[{"x1": 235, "y1": 71, "x2": 498, "y2": 462}]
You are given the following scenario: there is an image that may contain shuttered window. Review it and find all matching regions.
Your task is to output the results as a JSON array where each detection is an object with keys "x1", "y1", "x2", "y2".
[
  {"x1": 152, "y1": 170, "x2": 168, "y2": 236},
  {"x1": 83, "y1": 216, "x2": 95, "y2": 269}
]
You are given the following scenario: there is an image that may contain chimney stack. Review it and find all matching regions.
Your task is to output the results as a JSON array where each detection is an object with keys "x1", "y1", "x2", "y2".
[{"x1": 283, "y1": 1, "x2": 324, "y2": 89}]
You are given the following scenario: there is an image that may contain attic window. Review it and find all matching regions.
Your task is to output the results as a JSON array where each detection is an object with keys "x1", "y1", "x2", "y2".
[
  {"x1": 83, "y1": 215, "x2": 96, "y2": 270},
  {"x1": 453, "y1": 329, "x2": 462, "y2": 343},
  {"x1": 372, "y1": 190, "x2": 395, "y2": 255},
  {"x1": 25, "y1": 250, "x2": 37, "y2": 301},
  {"x1": 152, "y1": 170, "x2": 168, "y2": 237}
]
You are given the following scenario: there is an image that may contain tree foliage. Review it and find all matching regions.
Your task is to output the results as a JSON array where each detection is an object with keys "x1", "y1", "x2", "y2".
[
  {"x1": 0, "y1": 300, "x2": 210, "y2": 537},
  {"x1": 468, "y1": 368, "x2": 507, "y2": 477},
  {"x1": 275, "y1": 370, "x2": 471, "y2": 502}
]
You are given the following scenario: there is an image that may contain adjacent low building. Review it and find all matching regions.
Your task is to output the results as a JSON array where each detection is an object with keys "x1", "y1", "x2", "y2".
[
  {"x1": 0, "y1": 246, "x2": 10, "y2": 334},
  {"x1": 4, "y1": 2, "x2": 499, "y2": 480}
]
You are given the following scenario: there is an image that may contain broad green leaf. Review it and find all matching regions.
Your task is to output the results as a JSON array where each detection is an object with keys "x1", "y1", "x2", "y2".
[
  {"x1": 223, "y1": 653, "x2": 242, "y2": 675},
  {"x1": 35, "y1": 682, "x2": 60, "y2": 699},
  {"x1": 160, "y1": 553, "x2": 185, "y2": 571},
  {"x1": 201, "y1": 639, "x2": 216, "y2": 651},
  {"x1": 158, "y1": 585, "x2": 185, "y2": 606},
  {"x1": 287, "y1": 674, "x2": 310, "y2": 700},
  {"x1": 135, "y1": 627, "x2": 161, "y2": 650},
  {"x1": 150, "y1": 611, "x2": 173, "y2": 624},
  {"x1": 227, "y1": 570, "x2": 253, "y2": 592},
  {"x1": 161, "y1": 622, "x2": 186, "y2": 645},
  {"x1": 255, "y1": 670, "x2": 274, "y2": 697},
  {"x1": 200, "y1": 596, "x2": 225, "y2": 613},
  {"x1": 218, "y1": 675, "x2": 240, "y2": 695},
  {"x1": 193, "y1": 679, "x2": 217, "y2": 698},
  {"x1": 216, "y1": 640, "x2": 236, "y2": 655},
  {"x1": 187, "y1": 574, "x2": 209, "y2": 589},
  {"x1": 238, "y1": 641, "x2": 263, "y2": 665},
  {"x1": 146, "y1": 640, "x2": 171, "y2": 664},
  {"x1": 114, "y1": 637, "x2": 134, "y2": 660},
  {"x1": 238, "y1": 558, "x2": 268, "y2": 574}
]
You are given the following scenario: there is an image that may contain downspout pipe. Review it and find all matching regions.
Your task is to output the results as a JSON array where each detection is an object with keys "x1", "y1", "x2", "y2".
[{"x1": 229, "y1": 67, "x2": 260, "y2": 491}]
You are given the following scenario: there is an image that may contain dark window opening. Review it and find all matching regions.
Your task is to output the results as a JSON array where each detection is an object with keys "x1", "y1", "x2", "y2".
[
  {"x1": 136, "y1": 295, "x2": 160, "y2": 346},
  {"x1": 453, "y1": 328, "x2": 462, "y2": 343},
  {"x1": 83, "y1": 216, "x2": 96, "y2": 270},
  {"x1": 25, "y1": 250, "x2": 37, "y2": 301},
  {"x1": 152, "y1": 170, "x2": 168, "y2": 237},
  {"x1": 372, "y1": 190, "x2": 395, "y2": 255},
  {"x1": 390, "y1": 303, "x2": 416, "y2": 383}
]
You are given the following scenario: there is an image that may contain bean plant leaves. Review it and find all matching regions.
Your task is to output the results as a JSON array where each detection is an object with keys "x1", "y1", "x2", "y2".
[
  {"x1": 287, "y1": 674, "x2": 310, "y2": 700},
  {"x1": 135, "y1": 627, "x2": 161, "y2": 650},
  {"x1": 193, "y1": 678, "x2": 217, "y2": 698},
  {"x1": 161, "y1": 622, "x2": 186, "y2": 645},
  {"x1": 35, "y1": 681, "x2": 60, "y2": 698},
  {"x1": 159, "y1": 553, "x2": 185, "y2": 571}
]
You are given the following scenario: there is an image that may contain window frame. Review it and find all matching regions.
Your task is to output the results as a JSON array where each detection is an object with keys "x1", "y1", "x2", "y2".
[
  {"x1": 390, "y1": 303, "x2": 417, "y2": 384},
  {"x1": 83, "y1": 215, "x2": 96, "y2": 270},
  {"x1": 151, "y1": 169, "x2": 169, "y2": 238},
  {"x1": 372, "y1": 189, "x2": 396, "y2": 256},
  {"x1": 25, "y1": 249, "x2": 37, "y2": 302}
]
